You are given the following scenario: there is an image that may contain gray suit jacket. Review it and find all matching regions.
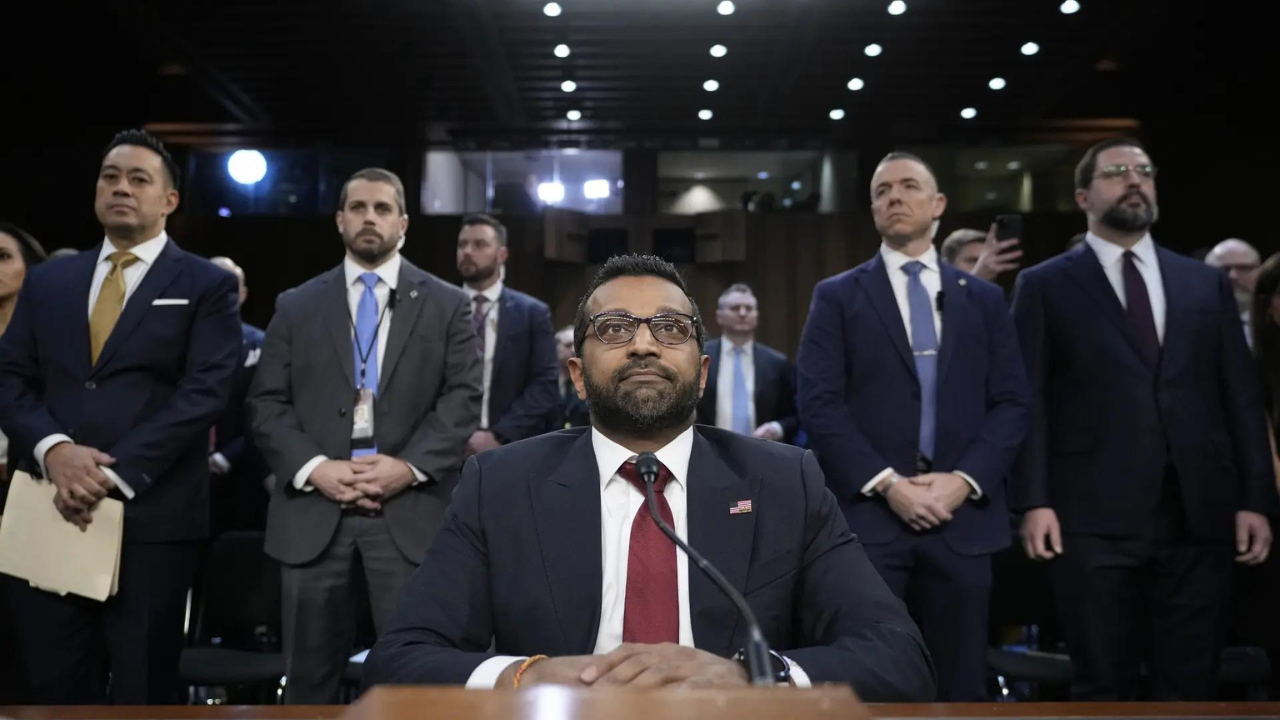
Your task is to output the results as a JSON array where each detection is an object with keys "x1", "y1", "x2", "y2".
[{"x1": 249, "y1": 259, "x2": 483, "y2": 565}]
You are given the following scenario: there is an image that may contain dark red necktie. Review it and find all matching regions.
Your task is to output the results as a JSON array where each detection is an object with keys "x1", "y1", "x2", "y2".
[
  {"x1": 1122, "y1": 251, "x2": 1160, "y2": 370},
  {"x1": 618, "y1": 459, "x2": 679, "y2": 644}
]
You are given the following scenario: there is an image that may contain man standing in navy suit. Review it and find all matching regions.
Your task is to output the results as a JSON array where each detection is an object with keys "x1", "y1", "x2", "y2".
[
  {"x1": 456, "y1": 214, "x2": 559, "y2": 455},
  {"x1": 0, "y1": 130, "x2": 241, "y2": 703},
  {"x1": 1012, "y1": 138, "x2": 1275, "y2": 700},
  {"x1": 797, "y1": 152, "x2": 1030, "y2": 701}
]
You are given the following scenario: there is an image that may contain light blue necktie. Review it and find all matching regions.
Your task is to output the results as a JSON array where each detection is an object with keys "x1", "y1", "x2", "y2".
[
  {"x1": 353, "y1": 272, "x2": 380, "y2": 457},
  {"x1": 731, "y1": 345, "x2": 752, "y2": 435},
  {"x1": 902, "y1": 261, "x2": 937, "y2": 460}
]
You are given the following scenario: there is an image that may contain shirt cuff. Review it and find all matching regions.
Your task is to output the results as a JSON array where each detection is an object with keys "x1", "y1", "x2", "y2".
[
  {"x1": 466, "y1": 655, "x2": 526, "y2": 689},
  {"x1": 101, "y1": 465, "x2": 135, "y2": 500},
  {"x1": 210, "y1": 452, "x2": 232, "y2": 475},
  {"x1": 34, "y1": 434, "x2": 73, "y2": 477},
  {"x1": 861, "y1": 467, "x2": 896, "y2": 496},
  {"x1": 785, "y1": 656, "x2": 811, "y2": 688},
  {"x1": 293, "y1": 455, "x2": 328, "y2": 492},
  {"x1": 953, "y1": 470, "x2": 983, "y2": 500},
  {"x1": 404, "y1": 460, "x2": 429, "y2": 485}
]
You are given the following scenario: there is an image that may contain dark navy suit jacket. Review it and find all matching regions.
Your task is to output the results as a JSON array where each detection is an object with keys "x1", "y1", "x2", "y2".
[
  {"x1": 0, "y1": 239, "x2": 241, "y2": 543},
  {"x1": 697, "y1": 338, "x2": 800, "y2": 442},
  {"x1": 1011, "y1": 242, "x2": 1277, "y2": 539},
  {"x1": 486, "y1": 287, "x2": 559, "y2": 443},
  {"x1": 796, "y1": 252, "x2": 1030, "y2": 556},
  {"x1": 364, "y1": 426, "x2": 936, "y2": 701},
  {"x1": 213, "y1": 323, "x2": 269, "y2": 479}
]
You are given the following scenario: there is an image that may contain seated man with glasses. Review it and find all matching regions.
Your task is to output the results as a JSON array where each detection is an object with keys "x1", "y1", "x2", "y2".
[{"x1": 364, "y1": 254, "x2": 935, "y2": 700}]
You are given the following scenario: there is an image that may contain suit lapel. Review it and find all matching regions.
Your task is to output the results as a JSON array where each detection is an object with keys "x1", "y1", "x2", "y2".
[
  {"x1": 1063, "y1": 246, "x2": 1151, "y2": 371},
  {"x1": 92, "y1": 241, "x2": 184, "y2": 374},
  {"x1": 323, "y1": 268, "x2": 356, "y2": 389},
  {"x1": 69, "y1": 247, "x2": 100, "y2": 374},
  {"x1": 379, "y1": 264, "x2": 428, "y2": 394},
  {"x1": 491, "y1": 290, "x2": 519, "y2": 382},
  {"x1": 751, "y1": 344, "x2": 772, "y2": 420},
  {"x1": 857, "y1": 255, "x2": 916, "y2": 377},
  {"x1": 1155, "y1": 247, "x2": 1183, "y2": 377},
  {"x1": 686, "y1": 430, "x2": 757, "y2": 656},
  {"x1": 530, "y1": 431, "x2": 604, "y2": 654},
  {"x1": 936, "y1": 265, "x2": 967, "y2": 384}
]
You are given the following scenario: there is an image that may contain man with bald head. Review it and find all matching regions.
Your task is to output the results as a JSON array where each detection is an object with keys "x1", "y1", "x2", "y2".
[
  {"x1": 797, "y1": 152, "x2": 1030, "y2": 700},
  {"x1": 1205, "y1": 239, "x2": 1262, "y2": 349},
  {"x1": 208, "y1": 256, "x2": 270, "y2": 532}
]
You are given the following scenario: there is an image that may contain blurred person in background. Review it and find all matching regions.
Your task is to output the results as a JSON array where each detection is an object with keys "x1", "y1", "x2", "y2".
[{"x1": 1206, "y1": 238, "x2": 1263, "y2": 350}]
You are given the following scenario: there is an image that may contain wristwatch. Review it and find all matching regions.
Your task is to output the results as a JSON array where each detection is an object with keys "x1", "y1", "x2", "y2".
[
  {"x1": 878, "y1": 472, "x2": 901, "y2": 496},
  {"x1": 732, "y1": 647, "x2": 791, "y2": 684}
]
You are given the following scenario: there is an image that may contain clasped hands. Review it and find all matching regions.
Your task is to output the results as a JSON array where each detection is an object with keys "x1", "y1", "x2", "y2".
[
  {"x1": 308, "y1": 455, "x2": 415, "y2": 510},
  {"x1": 884, "y1": 472, "x2": 972, "y2": 532},
  {"x1": 499, "y1": 643, "x2": 751, "y2": 690}
]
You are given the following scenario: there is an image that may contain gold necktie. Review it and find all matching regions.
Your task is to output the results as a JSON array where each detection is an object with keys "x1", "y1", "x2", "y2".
[{"x1": 89, "y1": 251, "x2": 140, "y2": 363}]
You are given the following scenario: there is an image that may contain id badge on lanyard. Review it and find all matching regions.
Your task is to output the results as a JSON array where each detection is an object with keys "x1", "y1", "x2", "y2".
[{"x1": 352, "y1": 386, "x2": 376, "y2": 451}]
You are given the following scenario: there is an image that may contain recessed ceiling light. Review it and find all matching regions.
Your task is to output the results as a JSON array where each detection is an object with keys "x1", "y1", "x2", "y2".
[
  {"x1": 1021, "y1": 42, "x2": 1040, "y2": 56},
  {"x1": 543, "y1": 3, "x2": 562, "y2": 17},
  {"x1": 566, "y1": 109, "x2": 582, "y2": 121},
  {"x1": 960, "y1": 107, "x2": 978, "y2": 119},
  {"x1": 1007, "y1": 161, "x2": 1023, "y2": 171},
  {"x1": 974, "y1": 161, "x2": 990, "y2": 170},
  {"x1": 984, "y1": 191, "x2": 998, "y2": 201},
  {"x1": 829, "y1": 108, "x2": 846, "y2": 120},
  {"x1": 695, "y1": 172, "x2": 707, "y2": 180},
  {"x1": 864, "y1": 43, "x2": 883, "y2": 57},
  {"x1": 537, "y1": 182, "x2": 565, "y2": 204},
  {"x1": 710, "y1": 44, "x2": 728, "y2": 58},
  {"x1": 782, "y1": 198, "x2": 794, "y2": 208},
  {"x1": 757, "y1": 171, "x2": 770, "y2": 180},
  {"x1": 1060, "y1": 0, "x2": 1080, "y2": 14},
  {"x1": 554, "y1": 44, "x2": 571, "y2": 58},
  {"x1": 561, "y1": 80, "x2": 577, "y2": 93},
  {"x1": 847, "y1": 77, "x2": 865, "y2": 91},
  {"x1": 717, "y1": 1, "x2": 735, "y2": 15},
  {"x1": 887, "y1": 1, "x2": 907, "y2": 15},
  {"x1": 791, "y1": 180, "x2": 803, "y2": 191},
  {"x1": 698, "y1": 109, "x2": 714, "y2": 120},
  {"x1": 989, "y1": 77, "x2": 1007, "y2": 90},
  {"x1": 704, "y1": 79, "x2": 720, "y2": 92},
  {"x1": 583, "y1": 179, "x2": 611, "y2": 200}
]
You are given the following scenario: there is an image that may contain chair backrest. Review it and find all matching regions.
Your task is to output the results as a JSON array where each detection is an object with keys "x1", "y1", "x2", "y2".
[
  {"x1": 191, "y1": 531, "x2": 281, "y2": 650},
  {"x1": 989, "y1": 541, "x2": 1060, "y2": 643}
]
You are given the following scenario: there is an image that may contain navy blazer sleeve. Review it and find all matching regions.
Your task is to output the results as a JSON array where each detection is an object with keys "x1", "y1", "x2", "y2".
[
  {"x1": 0, "y1": 277, "x2": 69, "y2": 465},
  {"x1": 1009, "y1": 269, "x2": 1050, "y2": 511},
  {"x1": 490, "y1": 298, "x2": 559, "y2": 443},
  {"x1": 952, "y1": 282, "x2": 1030, "y2": 491},
  {"x1": 796, "y1": 279, "x2": 893, "y2": 500},
  {"x1": 107, "y1": 271, "x2": 242, "y2": 494}
]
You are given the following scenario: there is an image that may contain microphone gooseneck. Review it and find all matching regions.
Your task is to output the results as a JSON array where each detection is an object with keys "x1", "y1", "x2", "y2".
[{"x1": 634, "y1": 452, "x2": 774, "y2": 686}]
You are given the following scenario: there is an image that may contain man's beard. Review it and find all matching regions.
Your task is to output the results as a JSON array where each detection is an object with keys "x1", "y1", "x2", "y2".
[
  {"x1": 583, "y1": 359, "x2": 700, "y2": 436},
  {"x1": 345, "y1": 230, "x2": 396, "y2": 265},
  {"x1": 459, "y1": 259, "x2": 498, "y2": 284},
  {"x1": 1100, "y1": 190, "x2": 1159, "y2": 233}
]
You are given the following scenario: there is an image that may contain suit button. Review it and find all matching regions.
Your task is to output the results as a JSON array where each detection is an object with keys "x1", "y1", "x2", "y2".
[
  {"x1": 339, "y1": 408, "x2": 347, "y2": 417},
  {"x1": 85, "y1": 381, "x2": 97, "y2": 390}
]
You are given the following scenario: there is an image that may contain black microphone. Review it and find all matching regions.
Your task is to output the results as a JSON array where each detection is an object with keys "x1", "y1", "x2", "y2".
[
  {"x1": 936, "y1": 290, "x2": 945, "y2": 312},
  {"x1": 635, "y1": 452, "x2": 774, "y2": 686}
]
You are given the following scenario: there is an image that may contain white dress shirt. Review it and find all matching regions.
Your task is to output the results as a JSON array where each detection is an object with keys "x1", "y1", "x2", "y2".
[
  {"x1": 34, "y1": 232, "x2": 171, "y2": 499},
  {"x1": 1084, "y1": 232, "x2": 1166, "y2": 345},
  {"x1": 293, "y1": 253, "x2": 426, "y2": 489},
  {"x1": 1241, "y1": 309, "x2": 1254, "y2": 351},
  {"x1": 858, "y1": 242, "x2": 981, "y2": 499},
  {"x1": 462, "y1": 279, "x2": 503, "y2": 430},
  {"x1": 466, "y1": 426, "x2": 811, "y2": 688},
  {"x1": 714, "y1": 339, "x2": 783, "y2": 439}
]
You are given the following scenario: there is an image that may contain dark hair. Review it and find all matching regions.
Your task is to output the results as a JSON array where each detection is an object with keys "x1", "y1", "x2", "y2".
[
  {"x1": 718, "y1": 282, "x2": 755, "y2": 307},
  {"x1": 877, "y1": 151, "x2": 939, "y2": 187},
  {"x1": 1253, "y1": 253, "x2": 1280, "y2": 430},
  {"x1": 103, "y1": 129, "x2": 182, "y2": 189},
  {"x1": 0, "y1": 221, "x2": 48, "y2": 268},
  {"x1": 1075, "y1": 137, "x2": 1147, "y2": 190},
  {"x1": 573, "y1": 254, "x2": 706, "y2": 357},
  {"x1": 940, "y1": 228, "x2": 986, "y2": 264},
  {"x1": 461, "y1": 213, "x2": 508, "y2": 246},
  {"x1": 338, "y1": 168, "x2": 407, "y2": 216}
]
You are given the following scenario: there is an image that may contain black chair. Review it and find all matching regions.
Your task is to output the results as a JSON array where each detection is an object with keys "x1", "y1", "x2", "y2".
[
  {"x1": 987, "y1": 537, "x2": 1072, "y2": 701},
  {"x1": 180, "y1": 531, "x2": 284, "y2": 703}
]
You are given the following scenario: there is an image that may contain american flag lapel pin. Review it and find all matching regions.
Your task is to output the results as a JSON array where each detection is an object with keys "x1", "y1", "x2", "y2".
[{"x1": 729, "y1": 499, "x2": 753, "y2": 515}]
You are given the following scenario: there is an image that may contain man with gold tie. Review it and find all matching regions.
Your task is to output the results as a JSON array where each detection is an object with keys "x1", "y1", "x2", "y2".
[{"x1": 0, "y1": 129, "x2": 242, "y2": 703}]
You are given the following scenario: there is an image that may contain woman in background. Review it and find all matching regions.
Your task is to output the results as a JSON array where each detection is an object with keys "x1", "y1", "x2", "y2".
[
  {"x1": 1248, "y1": 252, "x2": 1280, "y2": 697},
  {"x1": 0, "y1": 222, "x2": 48, "y2": 481}
]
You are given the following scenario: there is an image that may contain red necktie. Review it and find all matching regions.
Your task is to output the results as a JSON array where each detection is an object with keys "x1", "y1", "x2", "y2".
[{"x1": 618, "y1": 459, "x2": 679, "y2": 644}]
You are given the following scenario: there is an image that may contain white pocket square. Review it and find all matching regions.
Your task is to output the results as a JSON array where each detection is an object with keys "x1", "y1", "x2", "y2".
[{"x1": 152, "y1": 298, "x2": 190, "y2": 306}]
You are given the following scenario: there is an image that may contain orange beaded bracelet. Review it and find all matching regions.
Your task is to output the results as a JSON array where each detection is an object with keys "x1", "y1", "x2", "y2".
[{"x1": 513, "y1": 654, "x2": 549, "y2": 688}]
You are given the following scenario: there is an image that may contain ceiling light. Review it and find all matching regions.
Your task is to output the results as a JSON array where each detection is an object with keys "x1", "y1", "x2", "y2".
[
  {"x1": 583, "y1": 179, "x2": 611, "y2": 200},
  {"x1": 554, "y1": 44, "x2": 571, "y2": 58},
  {"x1": 1021, "y1": 42, "x2": 1040, "y2": 56},
  {"x1": 864, "y1": 43, "x2": 883, "y2": 57},
  {"x1": 791, "y1": 180, "x2": 802, "y2": 191},
  {"x1": 566, "y1": 109, "x2": 582, "y2": 121},
  {"x1": 218, "y1": 207, "x2": 232, "y2": 217},
  {"x1": 757, "y1": 171, "x2": 770, "y2": 180},
  {"x1": 1060, "y1": 0, "x2": 1080, "y2": 14},
  {"x1": 847, "y1": 77, "x2": 865, "y2": 91},
  {"x1": 829, "y1": 108, "x2": 846, "y2": 120},
  {"x1": 227, "y1": 150, "x2": 267, "y2": 185},
  {"x1": 561, "y1": 80, "x2": 576, "y2": 92},
  {"x1": 989, "y1": 77, "x2": 1007, "y2": 90},
  {"x1": 698, "y1": 109, "x2": 714, "y2": 120},
  {"x1": 782, "y1": 198, "x2": 794, "y2": 208},
  {"x1": 887, "y1": 1, "x2": 907, "y2": 15},
  {"x1": 537, "y1": 182, "x2": 565, "y2": 204},
  {"x1": 543, "y1": 3, "x2": 562, "y2": 17},
  {"x1": 710, "y1": 44, "x2": 728, "y2": 58},
  {"x1": 974, "y1": 161, "x2": 990, "y2": 170},
  {"x1": 717, "y1": 1, "x2": 735, "y2": 15},
  {"x1": 960, "y1": 107, "x2": 978, "y2": 119},
  {"x1": 704, "y1": 79, "x2": 720, "y2": 92},
  {"x1": 695, "y1": 172, "x2": 707, "y2": 180},
  {"x1": 1007, "y1": 161, "x2": 1023, "y2": 171},
  {"x1": 984, "y1": 191, "x2": 998, "y2": 201}
]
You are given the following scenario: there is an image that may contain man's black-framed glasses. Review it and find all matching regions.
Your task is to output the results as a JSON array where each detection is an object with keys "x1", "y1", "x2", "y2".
[{"x1": 589, "y1": 311, "x2": 698, "y2": 346}]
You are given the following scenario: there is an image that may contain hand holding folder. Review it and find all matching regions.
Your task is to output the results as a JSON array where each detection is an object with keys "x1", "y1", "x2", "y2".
[{"x1": 0, "y1": 470, "x2": 123, "y2": 601}]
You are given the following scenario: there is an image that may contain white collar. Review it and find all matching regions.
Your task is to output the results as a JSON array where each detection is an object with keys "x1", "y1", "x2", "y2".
[
  {"x1": 1084, "y1": 231, "x2": 1157, "y2": 269},
  {"x1": 879, "y1": 242, "x2": 940, "y2": 275},
  {"x1": 344, "y1": 252, "x2": 401, "y2": 290},
  {"x1": 463, "y1": 278, "x2": 504, "y2": 304},
  {"x1": 721, "y1": 337, "x2": 754, "y2": 356},
  {"x1": 98, "y1": 232, "x2": 168, "y2": 266},
  {"x1": 591, "y1": 425, "x2": 695, "y2": 492}
]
